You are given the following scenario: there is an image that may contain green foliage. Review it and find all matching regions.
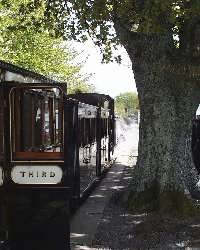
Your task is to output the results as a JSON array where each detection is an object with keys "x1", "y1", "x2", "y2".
[
  {"x1": 68, "y1": 79, "x2": 95, "y2": 94},
  {"x1": 0, "y1": 0, "x2": 93, "y2": 93},
  {"x1": 56, "y1": 0, "x2": 200, "y2": 61},
  {"x1": 0, "y1": 0, "x2": 67, "y2": 37},
  {"x1": 115, "y1": 92, "x2": 139, "y2": 118},
  {"x1": 2, "y1": 0, "x2": 199, "y2": 62}
]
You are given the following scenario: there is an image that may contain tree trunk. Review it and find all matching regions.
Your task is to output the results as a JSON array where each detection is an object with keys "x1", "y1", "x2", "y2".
[
  {"x1": 134, "y1": 72, "x2": 199, "y2": 192},
  {"x1": 131, "y1": 66, "x2": 200, "y2": 214},
  {"x1": 115, "y1": 26, "x2": 200, "y2": 214}
]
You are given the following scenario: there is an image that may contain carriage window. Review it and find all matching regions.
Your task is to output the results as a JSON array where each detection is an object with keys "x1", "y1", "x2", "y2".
[
  {"x1": 10, "y1": 87, "x2": 64, "y2": 160},
  {"x1": 78, "y1": 104, "x2": 97, "y2": 146}
]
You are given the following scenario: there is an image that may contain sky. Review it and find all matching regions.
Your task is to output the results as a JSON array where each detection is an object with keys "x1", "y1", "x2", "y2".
[{"x1": 72, "y1": 40, "x2": 137, "y2": 98}]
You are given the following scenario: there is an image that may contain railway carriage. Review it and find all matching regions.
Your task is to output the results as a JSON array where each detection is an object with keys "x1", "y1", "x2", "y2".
[
  {"x1": 67, "y1": 93, "x2": 115, "y2": 203},
  {"x1": 0, "y1": 60, "x2": 116, "y2": 248},
  {"x1": 0, "y1": 60, "x2": 115, "y2": 205}
]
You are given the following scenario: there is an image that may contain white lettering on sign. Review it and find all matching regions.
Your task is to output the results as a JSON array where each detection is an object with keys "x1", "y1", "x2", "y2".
[
  {"x1": 11, "y1": 165, "x2": 63, "y2": 184},
  {"x1": 0, "y1": 167, "x2": 3, "y2": 186}
]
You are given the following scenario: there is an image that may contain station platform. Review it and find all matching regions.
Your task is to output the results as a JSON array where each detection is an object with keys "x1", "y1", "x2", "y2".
[
  {"x1": 70, "y1": 122, "x2": 139, "y2": 250},
  {"x1": 70, "y1": 162, "x2": 136, "y2": 250}
]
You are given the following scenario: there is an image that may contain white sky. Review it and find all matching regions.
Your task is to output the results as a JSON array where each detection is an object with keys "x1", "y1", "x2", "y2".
[
  {"x1": 71, "y1": 40, "x2": 137, "y2": 98},
  {"x1": 196, "y1": 105, "x2": 200, "y2": 115}
]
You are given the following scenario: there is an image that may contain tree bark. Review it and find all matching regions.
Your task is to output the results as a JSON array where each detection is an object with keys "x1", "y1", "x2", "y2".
[
  {"x1": 115, "y1": 22, "x2": 200, "y2": 214},
  {"x1": 133, "y1": 71, "x2": 199, "y2": 193}
]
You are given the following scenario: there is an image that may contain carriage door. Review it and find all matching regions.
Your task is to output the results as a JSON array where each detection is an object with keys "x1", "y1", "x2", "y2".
[
  {"x1": 78, "y1": 103, "x2": 98, "y2": 195},
  {"x1": 8, "y1": 86, "x2": 66, "y2": 187}
]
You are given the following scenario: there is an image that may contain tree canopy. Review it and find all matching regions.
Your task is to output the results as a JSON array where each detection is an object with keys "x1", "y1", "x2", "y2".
[
  {"x1": 59, "y1": 1, "x2": 200, "y2": 67},
  {"x1": 16, "y1": 0, "x2": 198, "y2": 81},
  {"x1": 0, "y1": 0, "x2": 66, "y2": 37},
  {"x1": 2, "y1": 0, "x2": 199, "y2": 67}
]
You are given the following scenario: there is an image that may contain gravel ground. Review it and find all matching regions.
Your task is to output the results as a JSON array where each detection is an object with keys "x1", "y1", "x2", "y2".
[
  {"x1": 88, "y1": 121, "x2": 200, "y2": 250},
  {"x1": 91, "y1": 164, "x2": 200, "y2": 250}
]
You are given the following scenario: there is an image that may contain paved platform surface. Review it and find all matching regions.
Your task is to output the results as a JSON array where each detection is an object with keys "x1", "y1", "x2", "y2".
[
  {"x1": 70, "y1": 122, "x2": 139, "y2": 250},
  {"x1": 70, "y1": 163, "x2": 128, "y2": 250}
]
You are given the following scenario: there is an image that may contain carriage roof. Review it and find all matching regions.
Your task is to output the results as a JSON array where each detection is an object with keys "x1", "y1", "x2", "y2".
[
  {"x1": 0, "y1": 60, "x2": 63, "y2": 86},
  {"x1": 67, "y1": 93, "x2": 114, "y2": 110}
]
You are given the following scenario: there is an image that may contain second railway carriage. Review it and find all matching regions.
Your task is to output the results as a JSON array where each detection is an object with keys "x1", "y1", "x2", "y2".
[{"x1": 67, "y1": 93, "x2": 115, "y2": 203}]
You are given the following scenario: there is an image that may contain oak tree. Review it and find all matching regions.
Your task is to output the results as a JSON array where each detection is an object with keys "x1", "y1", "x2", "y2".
[{"x1": 61, "y1": 0, "x2": 200, "y2": 215}]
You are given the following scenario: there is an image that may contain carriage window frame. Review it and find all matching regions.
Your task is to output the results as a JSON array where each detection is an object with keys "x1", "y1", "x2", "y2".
[
  {"x1": 78, "y1": 103, "x2": 97, "y2": 147},
  {"x1": 9, "y1": 86, "x2": 65, "y2": 162}
]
